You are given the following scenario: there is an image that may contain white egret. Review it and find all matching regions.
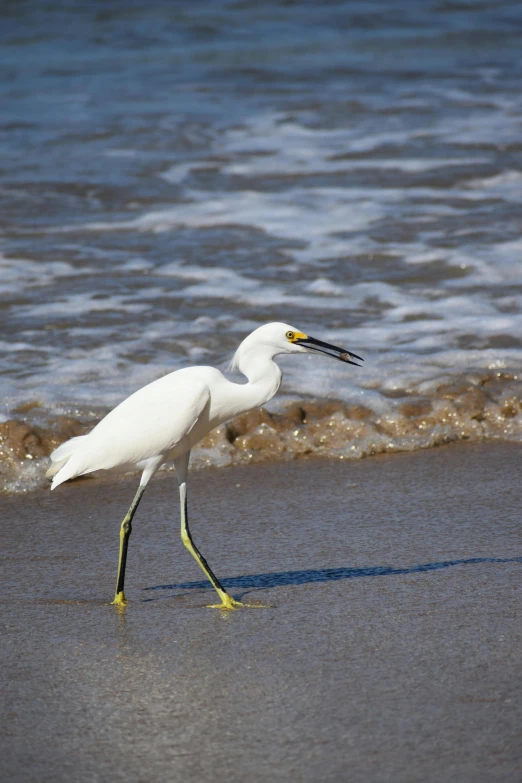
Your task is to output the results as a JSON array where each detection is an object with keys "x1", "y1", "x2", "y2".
[{"x1": 47, "y1": 323, "x2": 363, "y2": 609}]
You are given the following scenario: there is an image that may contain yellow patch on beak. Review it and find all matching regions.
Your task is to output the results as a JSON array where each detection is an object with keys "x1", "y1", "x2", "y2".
[{"x1": 286, "y1": 330, "x2": 308, "y2": 343}]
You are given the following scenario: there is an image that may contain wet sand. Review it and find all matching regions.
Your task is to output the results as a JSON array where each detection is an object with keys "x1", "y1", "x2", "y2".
[{"x1": 1, "y1": 441, "x2": 521, "y2": 782}]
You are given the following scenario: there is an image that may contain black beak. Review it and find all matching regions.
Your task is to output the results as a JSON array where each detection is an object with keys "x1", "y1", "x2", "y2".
[{"x1": 295, "y1": 335, "x2": 363, "y2": 367}]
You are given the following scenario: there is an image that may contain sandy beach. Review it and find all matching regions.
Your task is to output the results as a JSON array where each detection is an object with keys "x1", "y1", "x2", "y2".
[{"x1": 1, "y1": 441, "x2": 521, "y2": 782}]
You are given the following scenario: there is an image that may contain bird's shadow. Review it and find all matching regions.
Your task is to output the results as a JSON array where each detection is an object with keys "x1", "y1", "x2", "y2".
[{"x1": 143, "y1": 556, "x2": 522, "y2": 602}]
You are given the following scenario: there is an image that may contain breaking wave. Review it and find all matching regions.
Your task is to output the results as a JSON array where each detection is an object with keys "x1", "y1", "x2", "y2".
[{"x1": 2, "y1": 370, "x2": 520, "y2": 494}]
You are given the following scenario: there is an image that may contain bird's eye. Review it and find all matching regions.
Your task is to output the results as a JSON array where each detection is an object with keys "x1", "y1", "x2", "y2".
[{"x1": 286, "y1": 331, "x2": 295, "y2": 340}]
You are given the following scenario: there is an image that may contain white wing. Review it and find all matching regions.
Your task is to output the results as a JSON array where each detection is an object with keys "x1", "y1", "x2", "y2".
[{"x1": 50, "y1": 369, "x2": 212, "y2": 486}]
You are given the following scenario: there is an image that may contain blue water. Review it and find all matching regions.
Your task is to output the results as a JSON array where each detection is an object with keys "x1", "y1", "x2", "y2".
[{"x1": 1, "y1": 1, "x2": 522, "y2": 436}]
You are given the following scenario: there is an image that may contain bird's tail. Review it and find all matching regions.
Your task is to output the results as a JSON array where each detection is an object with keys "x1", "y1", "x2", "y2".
[{"x1": 46, "y1": 435, "x2": 87, "y2": 489}]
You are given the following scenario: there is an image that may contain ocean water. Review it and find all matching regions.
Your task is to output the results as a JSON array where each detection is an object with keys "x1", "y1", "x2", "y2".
[{"x1": 1, "y1": 0, "x2": 522, "y2": 490}]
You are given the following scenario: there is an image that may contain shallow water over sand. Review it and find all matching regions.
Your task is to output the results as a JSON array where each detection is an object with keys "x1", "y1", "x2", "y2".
[{"x1": 1, "y1": 442, "x2": 521, "y2": 781}]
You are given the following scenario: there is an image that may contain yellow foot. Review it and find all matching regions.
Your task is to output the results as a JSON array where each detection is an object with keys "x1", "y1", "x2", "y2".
[
  {"x1": 111, "y1": 591, "x2": 127, "y2": 607},
  {"x1": 206, "y1": 596, "x2": 269, "y2": 610}
]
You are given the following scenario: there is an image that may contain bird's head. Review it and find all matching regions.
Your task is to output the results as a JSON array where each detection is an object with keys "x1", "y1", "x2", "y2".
[{"x1": 232, "y1": 322, "x2": 363, "y2": 369}]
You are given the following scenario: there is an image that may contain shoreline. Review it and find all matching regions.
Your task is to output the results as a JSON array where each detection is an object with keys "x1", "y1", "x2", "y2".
[{"x1": 1, "y1": 370, "x2": 522, "y2": 494}]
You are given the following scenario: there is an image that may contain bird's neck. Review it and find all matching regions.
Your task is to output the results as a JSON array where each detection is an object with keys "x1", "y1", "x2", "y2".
[{"x1": 234, "y1": 347, "x2": 282, "y2": 411}]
